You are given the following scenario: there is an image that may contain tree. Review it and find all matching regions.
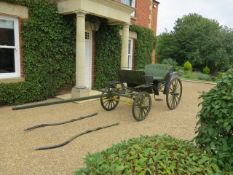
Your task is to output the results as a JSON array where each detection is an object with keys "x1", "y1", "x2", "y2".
[
  {"x1": 157, "y1": 13, "x2": 233, "y2": 74},
  {"x1": 156, "y1": 32, "x2": 178, "y2": 63}
]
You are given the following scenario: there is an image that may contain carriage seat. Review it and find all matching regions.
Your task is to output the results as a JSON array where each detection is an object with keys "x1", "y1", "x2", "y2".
[{"x1": 144, "y1": 64, "x2": 171, "y2": 80}]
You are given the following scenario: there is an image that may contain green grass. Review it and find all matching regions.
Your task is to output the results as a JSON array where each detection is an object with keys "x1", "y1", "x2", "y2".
[{"x1": 177, "y1": 69, "x2": 215, "y2": 82}]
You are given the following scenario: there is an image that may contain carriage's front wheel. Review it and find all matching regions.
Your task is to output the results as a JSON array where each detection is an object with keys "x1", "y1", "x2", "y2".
[
  {"x1": 100, "y1": 88, "x2": 120, "y2": 111},
  {"x1": 132, "y1": 92, "x2": 152, "y2": 121},
  {"x1": 166, "y1": 78, "x2": 182, "y2": 110}
]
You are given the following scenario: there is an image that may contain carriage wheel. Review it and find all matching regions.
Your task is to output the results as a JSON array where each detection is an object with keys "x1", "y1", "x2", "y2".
[
  {"x1": 166, "y1": 78, "x2": 182, "y2": 110},
  {"x1": 100, "y1": 88, "x2": 120, "y2": 111},
  {"x1": 132, "y1": 92, "x2": 152, "y2": 121}
]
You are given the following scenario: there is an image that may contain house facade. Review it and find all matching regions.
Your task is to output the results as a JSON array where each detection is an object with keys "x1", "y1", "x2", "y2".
[{"x1": 0, "y1": 0, "x2": 159, "y2": 103}]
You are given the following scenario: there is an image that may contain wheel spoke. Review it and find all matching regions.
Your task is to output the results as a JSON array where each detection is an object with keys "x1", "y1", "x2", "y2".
[
  {"x1": 132, "y1": 92, "x2": 151, "y2": 121},
  {"x1": 166, "y1": 78, "x2": 182, "y2": 110}
]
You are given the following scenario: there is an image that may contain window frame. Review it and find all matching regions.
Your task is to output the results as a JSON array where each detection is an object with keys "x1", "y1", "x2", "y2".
[
  {"x1": 0, "y1": 15, "x2": 21, "y2": 79},
  {"x1": 122, "y1": 0, "x2": 136, "y2": 16},
  {"x1": 127, "y1": 38, "x2": 134, "y2": 70}
]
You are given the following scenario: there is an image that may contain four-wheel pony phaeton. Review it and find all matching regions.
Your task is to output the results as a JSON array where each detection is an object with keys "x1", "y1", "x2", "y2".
[{"x1": 100, "y1": 64, "x2": 182, "y2": 121}]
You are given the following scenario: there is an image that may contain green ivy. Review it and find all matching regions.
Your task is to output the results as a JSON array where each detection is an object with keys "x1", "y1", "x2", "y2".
[
  {"x1": 94, "y1": 23, "x2": 122, "y2": 89},
  {"x1": 94, "y1": 24, "x2": 156, "y2": 89},
  {"x1": 0, "y1": 1, "x2": 156, "y2": 104},
  {"x1": 130, "y1": 25, "x2": 156, "y2": 69},
  {"x1": 76, "y1": 135, "x2": 230, "y2": 174},
  {"x1": 195, "y1": 68, "x2": 233, "y2": 171},
  {"x1": 0, "y1": 0, "x2": 75, "y2": 105}
]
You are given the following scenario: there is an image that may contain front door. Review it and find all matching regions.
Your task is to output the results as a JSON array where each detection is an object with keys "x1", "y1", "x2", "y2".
[{"x1": 85, "y1": 31, "x2": 93, "y2": 89}]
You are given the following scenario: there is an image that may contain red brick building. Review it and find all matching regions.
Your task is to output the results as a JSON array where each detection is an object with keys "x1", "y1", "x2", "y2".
[
  {"x1": 115, "y1": 0, "x2": 159, "y2": 64},
  {"x1": 0, "y1": 0, "x2": 160, "y2": 98},
  {"x1": 117, "y1": 0, "x2": 160, "y2": 35}
]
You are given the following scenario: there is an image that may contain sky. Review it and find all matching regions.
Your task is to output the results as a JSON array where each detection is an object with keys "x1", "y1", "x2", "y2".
[{"x1": 157, "y1": 0, "x2": 233, "y2": 35}]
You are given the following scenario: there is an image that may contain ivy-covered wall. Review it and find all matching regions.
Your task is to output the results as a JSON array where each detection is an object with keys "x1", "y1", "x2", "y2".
[
  {"x1": 130, "y1": 25, "x2": 156, "y2": 69},
  {"x1": 0, "y1": 1, "x2": 156, "y2": 105},
  {"x1": 94, "y1": 24, "x2": 156, "y2": 89},
  {"x1": 0, "y1": 0, "x2": 75, "y2": 105},
  {"x1": 94, "y1": 23, "x2": 122, "y2": 89}
]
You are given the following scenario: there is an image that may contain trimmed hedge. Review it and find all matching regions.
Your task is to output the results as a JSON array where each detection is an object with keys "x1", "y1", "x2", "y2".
[
  {"x1": 184, "y1": 61, "x2": 192, "y2": 71},
  {"x1": 0, "y1": 0, "x2": 75, "y2": 105},
  {"x1": 195, "y1": 68, "x2": 233, "y2": 171},
  {"x1": 76, "y1": 135, "x2": 228, "y2": 175}
]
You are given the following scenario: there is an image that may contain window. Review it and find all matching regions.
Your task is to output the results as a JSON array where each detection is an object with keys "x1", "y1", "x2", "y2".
[
  {"x1": 127, "y1": 38, "x2": 134, "y2": 70},
  {"x1": 121, "y1": 0, "x2": 136, "y2": 16},
  {"x1": 122, "y1": 0, "x2": 135, "y2": 7},
  {"x1": 0, "y1": 16, "x2": 20, "y2": 79}
]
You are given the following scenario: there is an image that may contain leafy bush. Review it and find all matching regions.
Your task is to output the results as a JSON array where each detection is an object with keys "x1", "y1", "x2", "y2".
[
  {"x1": 195, "y1": 68, "x2": 233, "y2": 170},
  {"x1": 76, "y1": 135, "x2": 226, "y2": 175},
  {"x1": 196, "y1": 72, "x2": 212, "y2": 81},
  {"x1": 203, "y1": 66, "x2": 210, "y2": 74},
  {"x1": 161, "y1": 58, "x2": 178, "y2": 66},
  {"x1": 184, "y1": 61, "x2": 192, "y2": 71},
  {"x1": 0, "y1": 0, "x2": 75, "y2": 105}
]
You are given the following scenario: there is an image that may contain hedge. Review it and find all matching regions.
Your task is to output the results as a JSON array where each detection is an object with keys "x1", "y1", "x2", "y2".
[
  {"x1": 76, "y1": 135, "x2": 229, "y2": 174},
  {"x1": 0, "y1": 0, "x2": 75, "y2": 105},
  {"x1": 195, "y1": 68, "x2": 233, "y2": 171}
]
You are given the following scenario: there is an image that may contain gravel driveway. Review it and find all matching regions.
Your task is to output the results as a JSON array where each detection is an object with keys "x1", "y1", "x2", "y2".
[{"x1": 0, "y1": 81, "x2": 214, "y2": 175}]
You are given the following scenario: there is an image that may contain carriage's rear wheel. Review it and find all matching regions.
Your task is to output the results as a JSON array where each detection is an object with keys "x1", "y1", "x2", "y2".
[
  {"x1": 100, "y1": 88, "x2": 120, "y2": 111},
  {"x1": 166, "y1": 78, "x2": 182, "y2": 110},
  {"x1": 132, "y1": 92, "x2": 152, "y2": 121}
]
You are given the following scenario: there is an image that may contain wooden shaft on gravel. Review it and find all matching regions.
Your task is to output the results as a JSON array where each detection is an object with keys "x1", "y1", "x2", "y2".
[
  {"x1": 24, "y1": 113, "x2": 98, "y2": 131},
  {"x1": 35, "y1": 123, "x2": 120, "y2": 151},
  {"x1": 12, "y1": 94, "x2": 104, "y2": 110}
]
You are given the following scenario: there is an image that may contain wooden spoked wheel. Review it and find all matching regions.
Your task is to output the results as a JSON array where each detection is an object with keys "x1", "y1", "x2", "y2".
[
  {"x1": 132, "y1": 92, "x2": 152, "y2": 121},
  {"x1": 166, "y1": 78, "x2": 182, "y2": 110},
  {"x1": 100, "y1": 88, "x2": 120, "y2": 111}
]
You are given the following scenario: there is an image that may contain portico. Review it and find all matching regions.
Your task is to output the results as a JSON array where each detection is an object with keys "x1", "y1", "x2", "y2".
[{"x1": 57, "y1": 0, "x2": 134, "y2": 97}]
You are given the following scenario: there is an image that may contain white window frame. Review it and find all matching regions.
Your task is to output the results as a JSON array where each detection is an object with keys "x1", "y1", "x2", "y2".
[
  {"x1": 127, "y1": 38, "x2": 134, "y2": 70},
  {"x1": 0, "y1": 15, "x2": 21, "y2": 79},
  {"x1": 121, "y1": 0, "x2": 136, "y2": 16}
]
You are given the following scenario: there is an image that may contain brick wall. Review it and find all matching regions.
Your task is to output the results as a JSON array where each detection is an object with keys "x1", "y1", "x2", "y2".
[
  {"x1": 114, "y1": 0, "x2": 159, "y2": 34},
  {"x1": 134, "y1": 0, "x2": 151, "y2": 29},
  {"x1": 151, "y1": 1, "x2": 159, "y2": 35}
]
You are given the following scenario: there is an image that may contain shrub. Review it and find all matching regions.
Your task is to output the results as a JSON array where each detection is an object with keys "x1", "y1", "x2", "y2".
[
  {"x1": 203, "y1": 66, "x2": 210, "y2": 74},
  {"x1": 195, "y1": 68, "x2": 233, "y2": 170},
  {"x1": 184, "y1": 61, "x2": 192, "y2": 71},
  {"x1": 76, "y1": 135, "x2": 226, "y2": 175},
  {"x1": 161, "y1": 58, "x2": 178, "y2": 66},
  {"x1": 196, "y1": 72, "x2": 212, "y2": 81}
]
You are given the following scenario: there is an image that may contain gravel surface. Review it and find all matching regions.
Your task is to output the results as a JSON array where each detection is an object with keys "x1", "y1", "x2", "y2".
[{"x1": 0, "y1": 81, "x2": 214, "y2": 175}]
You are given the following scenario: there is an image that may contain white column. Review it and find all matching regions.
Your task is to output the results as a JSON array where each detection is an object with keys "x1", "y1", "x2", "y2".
[
  {"x1": 75, "y1": 12, "x2": 86, "y2": 88},
  {"x1": 121, "y1": 23, "x2": 130, "y2": 69}
]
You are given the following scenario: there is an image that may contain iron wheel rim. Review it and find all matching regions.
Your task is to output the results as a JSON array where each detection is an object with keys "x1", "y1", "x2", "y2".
[
  {"x1": 132, "y1": 92, "x2": 152, "y2": 121},
  {"x1": 166, "y1": 78, "x2": 182, "y2": 110},
  {"x1": 100, "y1": 89, "x2": 120, "y2": 111}
]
